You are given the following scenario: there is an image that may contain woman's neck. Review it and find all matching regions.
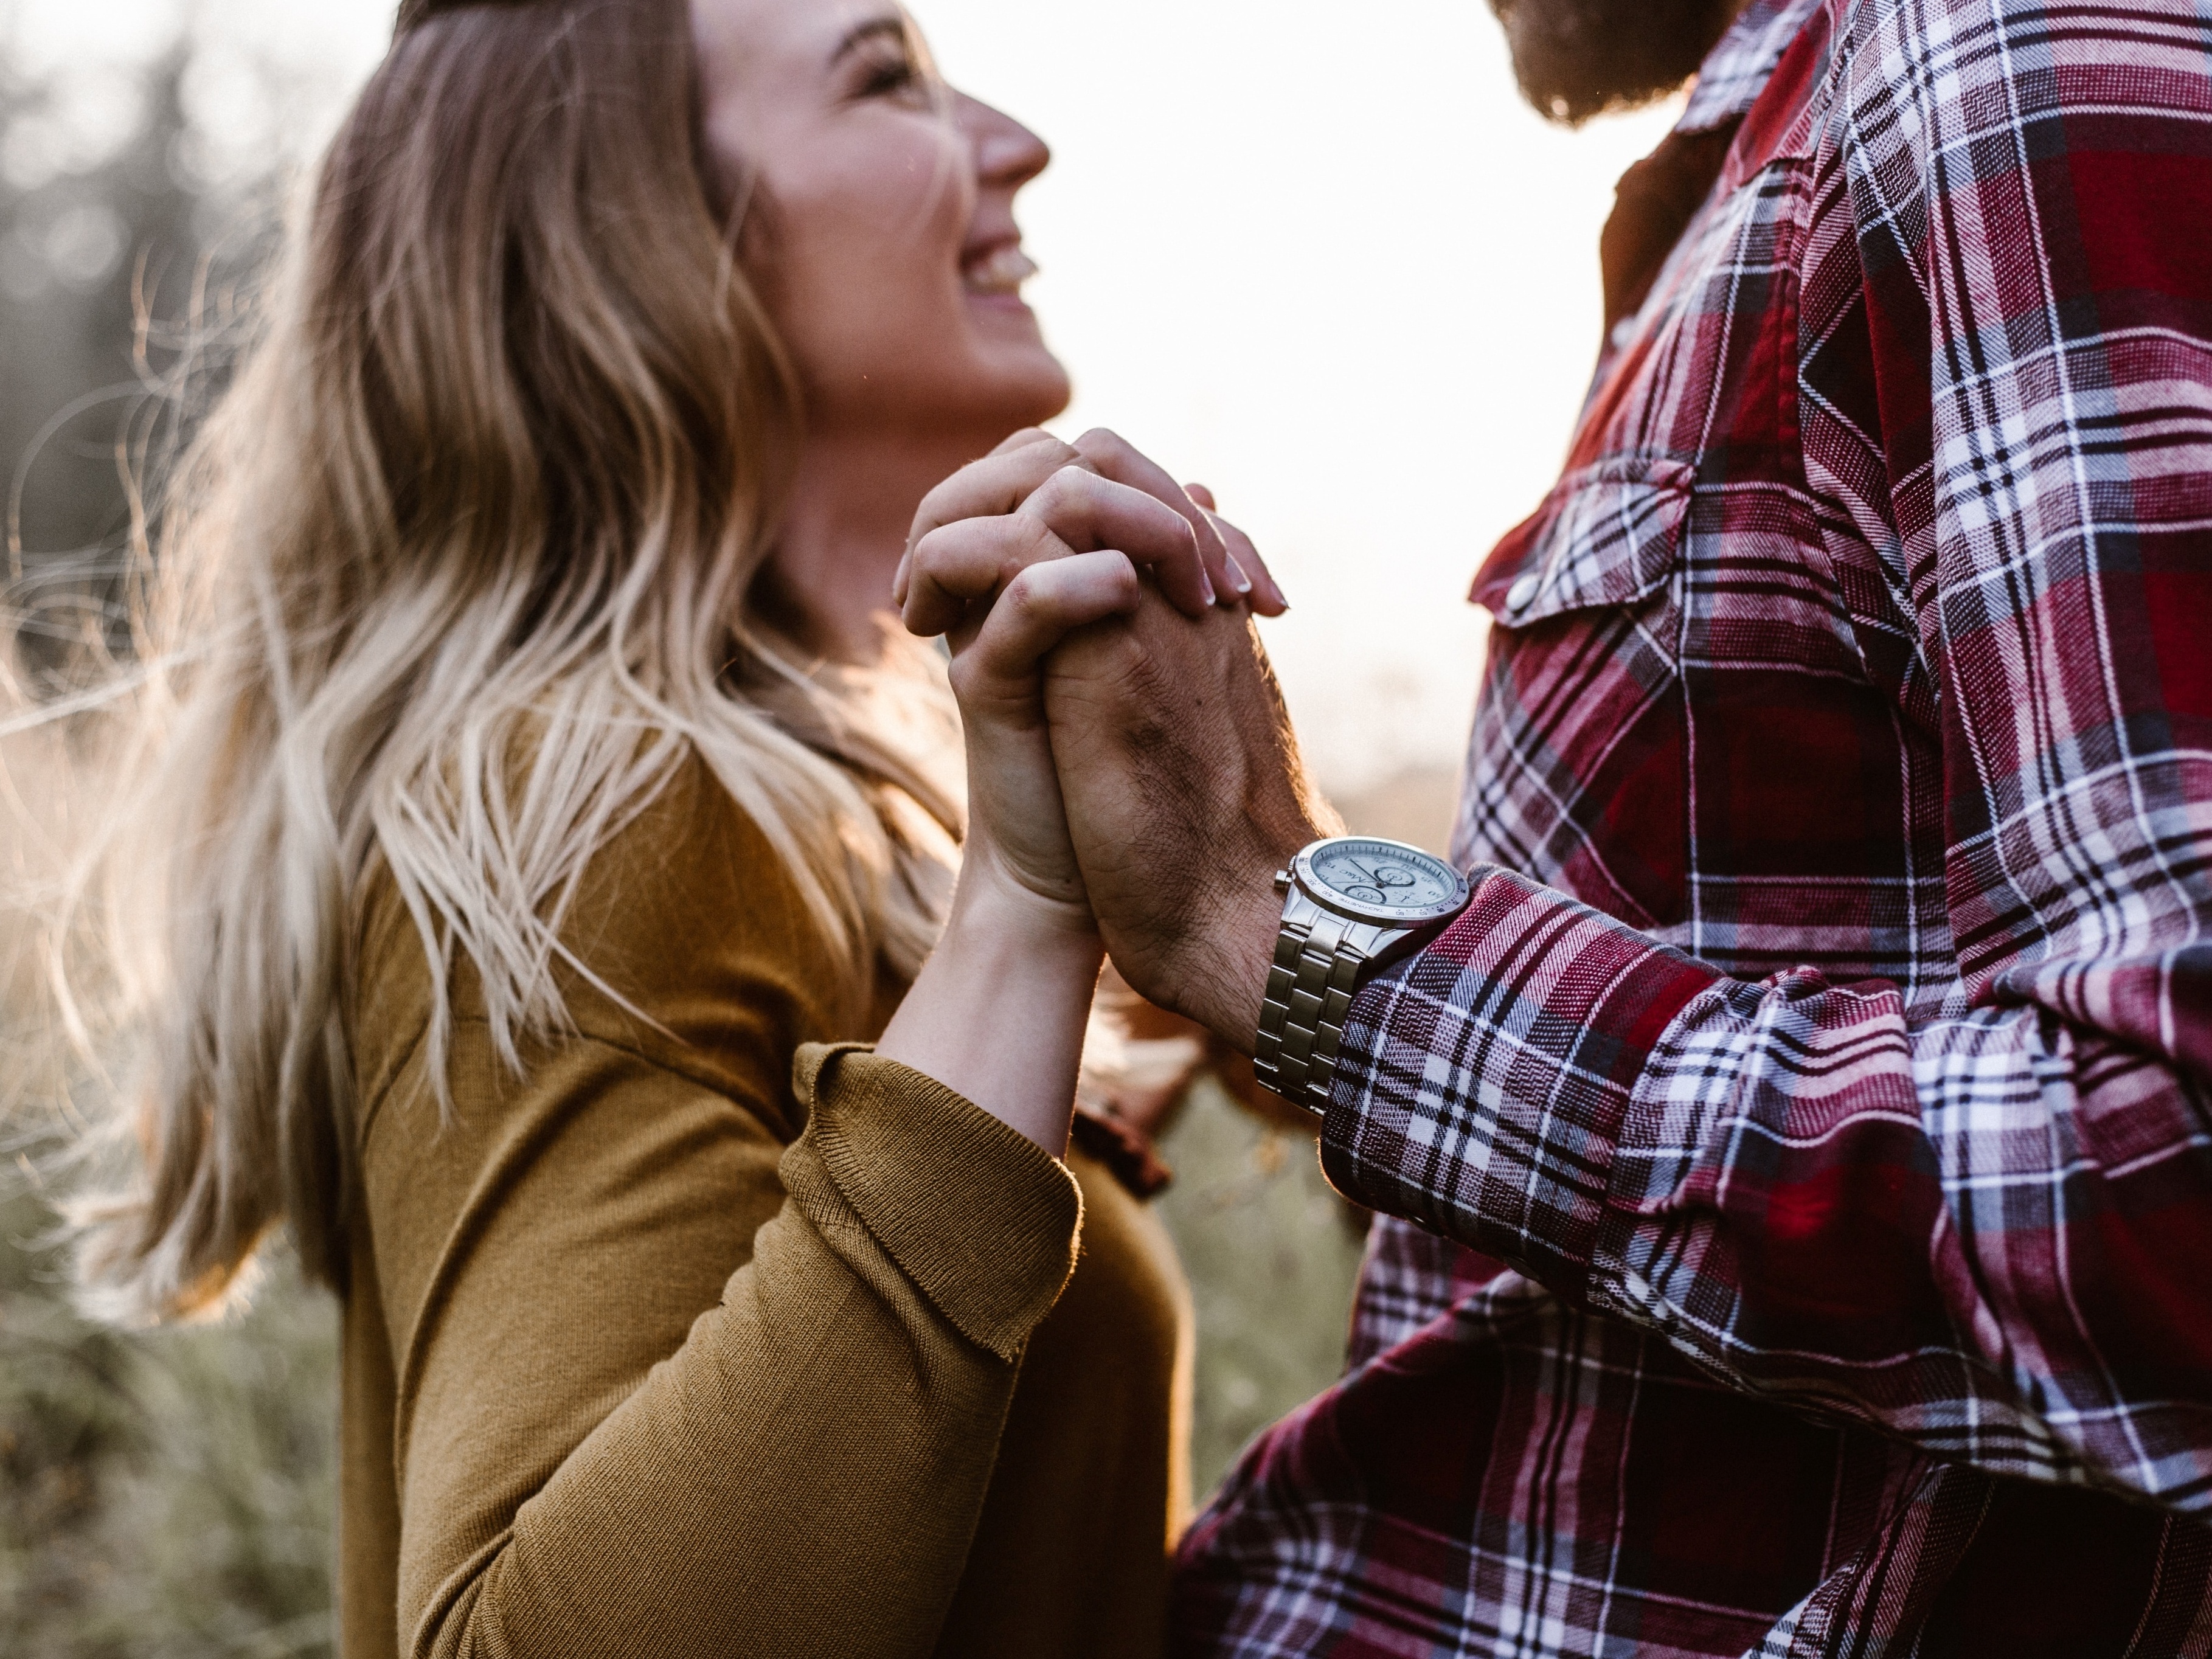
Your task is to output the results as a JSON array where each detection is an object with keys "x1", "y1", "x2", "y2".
[{"x1": 769, "y1": 426, "x2": 1001, "y2": 665}]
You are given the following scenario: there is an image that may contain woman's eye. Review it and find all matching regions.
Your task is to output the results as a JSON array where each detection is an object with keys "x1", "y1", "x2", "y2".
[{"x1": 855, "y1": 49, "x2": 925, "y2": 102}]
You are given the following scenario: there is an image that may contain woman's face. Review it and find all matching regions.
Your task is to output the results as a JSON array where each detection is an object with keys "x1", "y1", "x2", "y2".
[{"x1": 691, "y1": 0, "x2": 1070, "y2": 438}]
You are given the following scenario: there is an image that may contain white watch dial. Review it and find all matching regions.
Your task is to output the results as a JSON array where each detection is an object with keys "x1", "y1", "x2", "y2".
[{"x1": 1299, "y1": 837, "x2": 1466, "y2": 923}]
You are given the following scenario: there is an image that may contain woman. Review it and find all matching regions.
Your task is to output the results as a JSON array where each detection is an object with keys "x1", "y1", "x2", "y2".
[{"x1": 50, "y1": 0, "x2": 1281, "y2": 1653}]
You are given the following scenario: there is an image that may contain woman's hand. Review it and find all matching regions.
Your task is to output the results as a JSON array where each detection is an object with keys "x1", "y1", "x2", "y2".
[{"x1": 895, "y1": 428, "x2": 1286, "y2": 631}]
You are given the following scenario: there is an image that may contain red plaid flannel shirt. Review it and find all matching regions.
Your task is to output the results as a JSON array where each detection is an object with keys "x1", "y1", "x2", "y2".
[{"x1": 1173, "y1": 0, "x2": 2212, "y2": 1652}]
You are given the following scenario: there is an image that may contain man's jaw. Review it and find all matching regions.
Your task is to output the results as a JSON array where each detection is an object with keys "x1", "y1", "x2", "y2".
[{"x1": 1489, "y1": 0, "x2": 1750, "y2": 126}]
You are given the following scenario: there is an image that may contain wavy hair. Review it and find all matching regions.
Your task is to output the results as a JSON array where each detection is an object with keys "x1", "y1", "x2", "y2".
[{"x1": 39, "y1": 0, "x2": 966, "y2": 1323}]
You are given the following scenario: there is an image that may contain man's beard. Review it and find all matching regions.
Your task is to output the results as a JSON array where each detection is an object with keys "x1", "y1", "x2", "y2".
[{"x1": 1491, "y1": 0, "x2": 1746, "y2": 125}]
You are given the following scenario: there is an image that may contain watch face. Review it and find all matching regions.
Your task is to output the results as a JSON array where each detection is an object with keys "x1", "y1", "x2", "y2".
[{"x1": 1297, "y1": 837, "x2": 1469, "y2": 924}]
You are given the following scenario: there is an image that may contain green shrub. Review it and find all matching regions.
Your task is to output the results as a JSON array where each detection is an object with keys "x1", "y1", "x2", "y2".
[{"x1": 0, "y1": 1173, "x2": 336, "y2": 1659}]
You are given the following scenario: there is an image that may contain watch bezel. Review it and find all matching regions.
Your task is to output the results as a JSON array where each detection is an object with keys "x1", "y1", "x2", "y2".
[{"x1": 1292, "y1": 836, "x2": 1471, "y2": 926}]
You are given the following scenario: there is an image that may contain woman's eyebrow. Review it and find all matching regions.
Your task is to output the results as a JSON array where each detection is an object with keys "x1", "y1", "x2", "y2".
[{"x1": 831, "y1": 14, "x2": 908, "y2": 64}]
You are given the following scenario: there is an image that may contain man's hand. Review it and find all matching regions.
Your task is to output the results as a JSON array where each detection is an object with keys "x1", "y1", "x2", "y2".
[{"x1": 1045, "y1": 572, "x2": 1339, "y2": 1051}]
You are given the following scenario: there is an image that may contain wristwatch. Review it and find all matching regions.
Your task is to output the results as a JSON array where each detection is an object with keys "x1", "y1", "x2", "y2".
[{"x1": 1253, "y1": 836, "x2": 1472, "y2": 1115}]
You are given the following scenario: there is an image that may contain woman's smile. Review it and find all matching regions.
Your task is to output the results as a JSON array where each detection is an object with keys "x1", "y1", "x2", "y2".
[{"x1": 960, "y1": 237, "x2": 1039, "y2": 310}]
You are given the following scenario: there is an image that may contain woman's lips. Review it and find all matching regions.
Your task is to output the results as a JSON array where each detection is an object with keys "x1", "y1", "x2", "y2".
[{"x1": 962, "y1": 240, "x2": 1038, "y2": 298}]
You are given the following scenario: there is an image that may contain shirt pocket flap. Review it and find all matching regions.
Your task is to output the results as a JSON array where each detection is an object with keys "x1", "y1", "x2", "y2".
[{"x1": 1471, "y1": 455, "x2": 1694, "y2": 625}]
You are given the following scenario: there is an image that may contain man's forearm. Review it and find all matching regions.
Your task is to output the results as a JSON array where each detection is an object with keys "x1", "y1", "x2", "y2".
[{"x1": 1320, "y1": 866, "x2": 2212, "y2": 1508}]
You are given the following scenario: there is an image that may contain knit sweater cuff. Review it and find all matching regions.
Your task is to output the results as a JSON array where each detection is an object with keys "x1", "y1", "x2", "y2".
[{"x1": 792, "y1": 1042, "x2": 1083, "y2": 1363}]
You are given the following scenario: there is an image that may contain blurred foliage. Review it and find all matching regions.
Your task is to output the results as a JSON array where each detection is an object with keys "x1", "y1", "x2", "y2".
[
  {"x1": 1, "y1": 14, "x2": 279, "y2": 691},
  {"x1": 0, "y1": 1171, "x2": 338, "y2": 1658},
  {"x1": 1154, "y1": 1080, "x2": 1368, "y2": 1494},
  {"x1": 2, "y1": 47, "x2": 187, "y2": 660}
]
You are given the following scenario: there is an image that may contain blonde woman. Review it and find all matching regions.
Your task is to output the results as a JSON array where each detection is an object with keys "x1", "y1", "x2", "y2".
[{"x1": 44, "y1": 0, "x2": 1283, "y2": 1654}]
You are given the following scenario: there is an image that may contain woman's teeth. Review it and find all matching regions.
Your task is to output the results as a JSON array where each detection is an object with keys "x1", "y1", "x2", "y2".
[{"x1": 963, "y1": 243, "x2": 1038, "y2": 296}]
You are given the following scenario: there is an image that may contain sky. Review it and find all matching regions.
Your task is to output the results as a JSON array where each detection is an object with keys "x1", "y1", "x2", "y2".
[{"x1": 5, "y1": 0, "x2": 1680, "y2": 792}]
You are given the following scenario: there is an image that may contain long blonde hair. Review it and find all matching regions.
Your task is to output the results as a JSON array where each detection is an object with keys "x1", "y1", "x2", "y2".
[{"x1": 36, "y1": 0, "x2": 964, "y2": 1323}]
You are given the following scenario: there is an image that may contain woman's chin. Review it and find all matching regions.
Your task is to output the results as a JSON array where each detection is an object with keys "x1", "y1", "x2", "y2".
[
  {"x1": 962, "y1": 290, "x2": 1059, "y2": 355},
  {"x1": 964, "y1": 341, "x2": 1072, "y2": 429}
]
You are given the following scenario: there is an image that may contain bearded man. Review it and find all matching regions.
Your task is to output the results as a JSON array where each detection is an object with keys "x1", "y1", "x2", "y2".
[{"x1": 907, "y1": 0, "x2": 2212, "y2": 1650}]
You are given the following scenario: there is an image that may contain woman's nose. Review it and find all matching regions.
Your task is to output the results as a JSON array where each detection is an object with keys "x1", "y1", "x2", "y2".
[{"x1": 960, "y1": 95, "x2": 1049, "y2": 190}]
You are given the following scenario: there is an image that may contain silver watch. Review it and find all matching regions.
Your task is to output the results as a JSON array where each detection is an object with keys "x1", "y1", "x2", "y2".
[{"x1": 1253, "y1": 836, "x2": 1472, "y2": 1115}]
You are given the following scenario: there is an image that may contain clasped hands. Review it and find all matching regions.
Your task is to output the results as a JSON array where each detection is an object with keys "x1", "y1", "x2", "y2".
[{"x1": 892, "y1": 428, "x2": 1340, "y2": 1055}]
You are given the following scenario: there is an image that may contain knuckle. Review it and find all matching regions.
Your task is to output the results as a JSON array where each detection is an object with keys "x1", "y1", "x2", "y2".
[
  {"x1": 1030, "y1": 465, "x2": 1090, "y2": 516},
  {"x1": 911, "y1": 527, "x2": 957, "y2": 572}
]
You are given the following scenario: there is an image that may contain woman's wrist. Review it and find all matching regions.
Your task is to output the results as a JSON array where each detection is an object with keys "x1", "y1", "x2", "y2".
[
  {"x1": 874, "y1": 848, "x2": 1104, "y2": 1155},
  {"x1": 943, "y1": 839, "x2": 1101, "y2": 960}
]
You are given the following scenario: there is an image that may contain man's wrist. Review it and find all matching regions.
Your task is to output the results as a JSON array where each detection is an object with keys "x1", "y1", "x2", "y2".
[{"x1": 1184, "y1": 860, "x2": 1294, "y2": 1056}]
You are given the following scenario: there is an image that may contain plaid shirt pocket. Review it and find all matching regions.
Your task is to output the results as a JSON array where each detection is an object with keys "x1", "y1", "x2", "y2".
[
  {"x1": 1460, "y1": 455, "x2": 1697, "y2": 932},
  {"x1": 1474, "y1": 454, "x2": 1694, "y2": 625}
]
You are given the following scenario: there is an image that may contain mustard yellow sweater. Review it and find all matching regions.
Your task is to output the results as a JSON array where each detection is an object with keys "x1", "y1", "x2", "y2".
[{"x1": 338, "y1": 760, "x2": 1193, "y2": 1657}]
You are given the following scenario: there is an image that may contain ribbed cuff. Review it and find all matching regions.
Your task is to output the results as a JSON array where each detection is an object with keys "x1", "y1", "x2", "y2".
[
  {"x1": 792, "y1": 1043, "x2": 1083, "y2": 1363},
  {"x1": 1319, "y1": 868, "x2": 1721, "y2": 1293}
]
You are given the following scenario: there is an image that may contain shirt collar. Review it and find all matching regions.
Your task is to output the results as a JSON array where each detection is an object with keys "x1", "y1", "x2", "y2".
[{"x1": 1676, "y1": 0, "x2": 1825, "y2": 132}]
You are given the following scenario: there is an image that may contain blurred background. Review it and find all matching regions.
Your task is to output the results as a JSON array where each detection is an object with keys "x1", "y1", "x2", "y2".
[{"x1": 0, "y1": 0, "x2": 1675, "y2": 1650}]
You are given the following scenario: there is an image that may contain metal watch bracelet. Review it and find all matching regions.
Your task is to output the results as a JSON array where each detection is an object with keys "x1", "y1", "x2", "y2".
[{"x1": 1251, "y1": 893, "x2": 1381, "y2": 1117}]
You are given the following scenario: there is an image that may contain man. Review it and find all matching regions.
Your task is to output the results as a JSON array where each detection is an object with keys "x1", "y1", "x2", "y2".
[{"x1": 909, "y1": 0, "x2": 2212, "y2": 1649}]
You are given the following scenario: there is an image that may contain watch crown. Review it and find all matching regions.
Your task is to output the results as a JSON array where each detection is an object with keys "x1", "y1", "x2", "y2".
[{"x1": 1274, "y1": 870, "x2": 1292, "y2": 892}]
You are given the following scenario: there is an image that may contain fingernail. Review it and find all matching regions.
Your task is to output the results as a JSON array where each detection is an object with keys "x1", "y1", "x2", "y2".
[
  {"x1": 1201, "y1": 570, "x2": 1218, "y2": 606},
  {"x1": 1225, "y1": 554, "x2": 1253, "y2": 597}
]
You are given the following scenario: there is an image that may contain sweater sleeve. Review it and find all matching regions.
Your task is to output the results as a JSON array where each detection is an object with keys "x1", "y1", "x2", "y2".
[{"x1": 358, "y1": 1031, "x2": 1081, "y2": 1659}]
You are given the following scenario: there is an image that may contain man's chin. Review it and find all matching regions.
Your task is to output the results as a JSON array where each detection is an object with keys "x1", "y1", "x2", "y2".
[{"x1": 1492, "y1": 0, "x2": 1747, "y2": 125}]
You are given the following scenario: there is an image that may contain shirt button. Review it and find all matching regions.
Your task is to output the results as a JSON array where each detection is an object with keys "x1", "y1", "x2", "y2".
[{"x1": 1504, "y1": 573, "x2": 1541, "y2": 613}]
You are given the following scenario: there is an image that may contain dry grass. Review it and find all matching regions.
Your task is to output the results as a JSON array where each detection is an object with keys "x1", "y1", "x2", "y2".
[{"x1": 0, "y1": 733, "x2": 341, "y2": 1658}]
